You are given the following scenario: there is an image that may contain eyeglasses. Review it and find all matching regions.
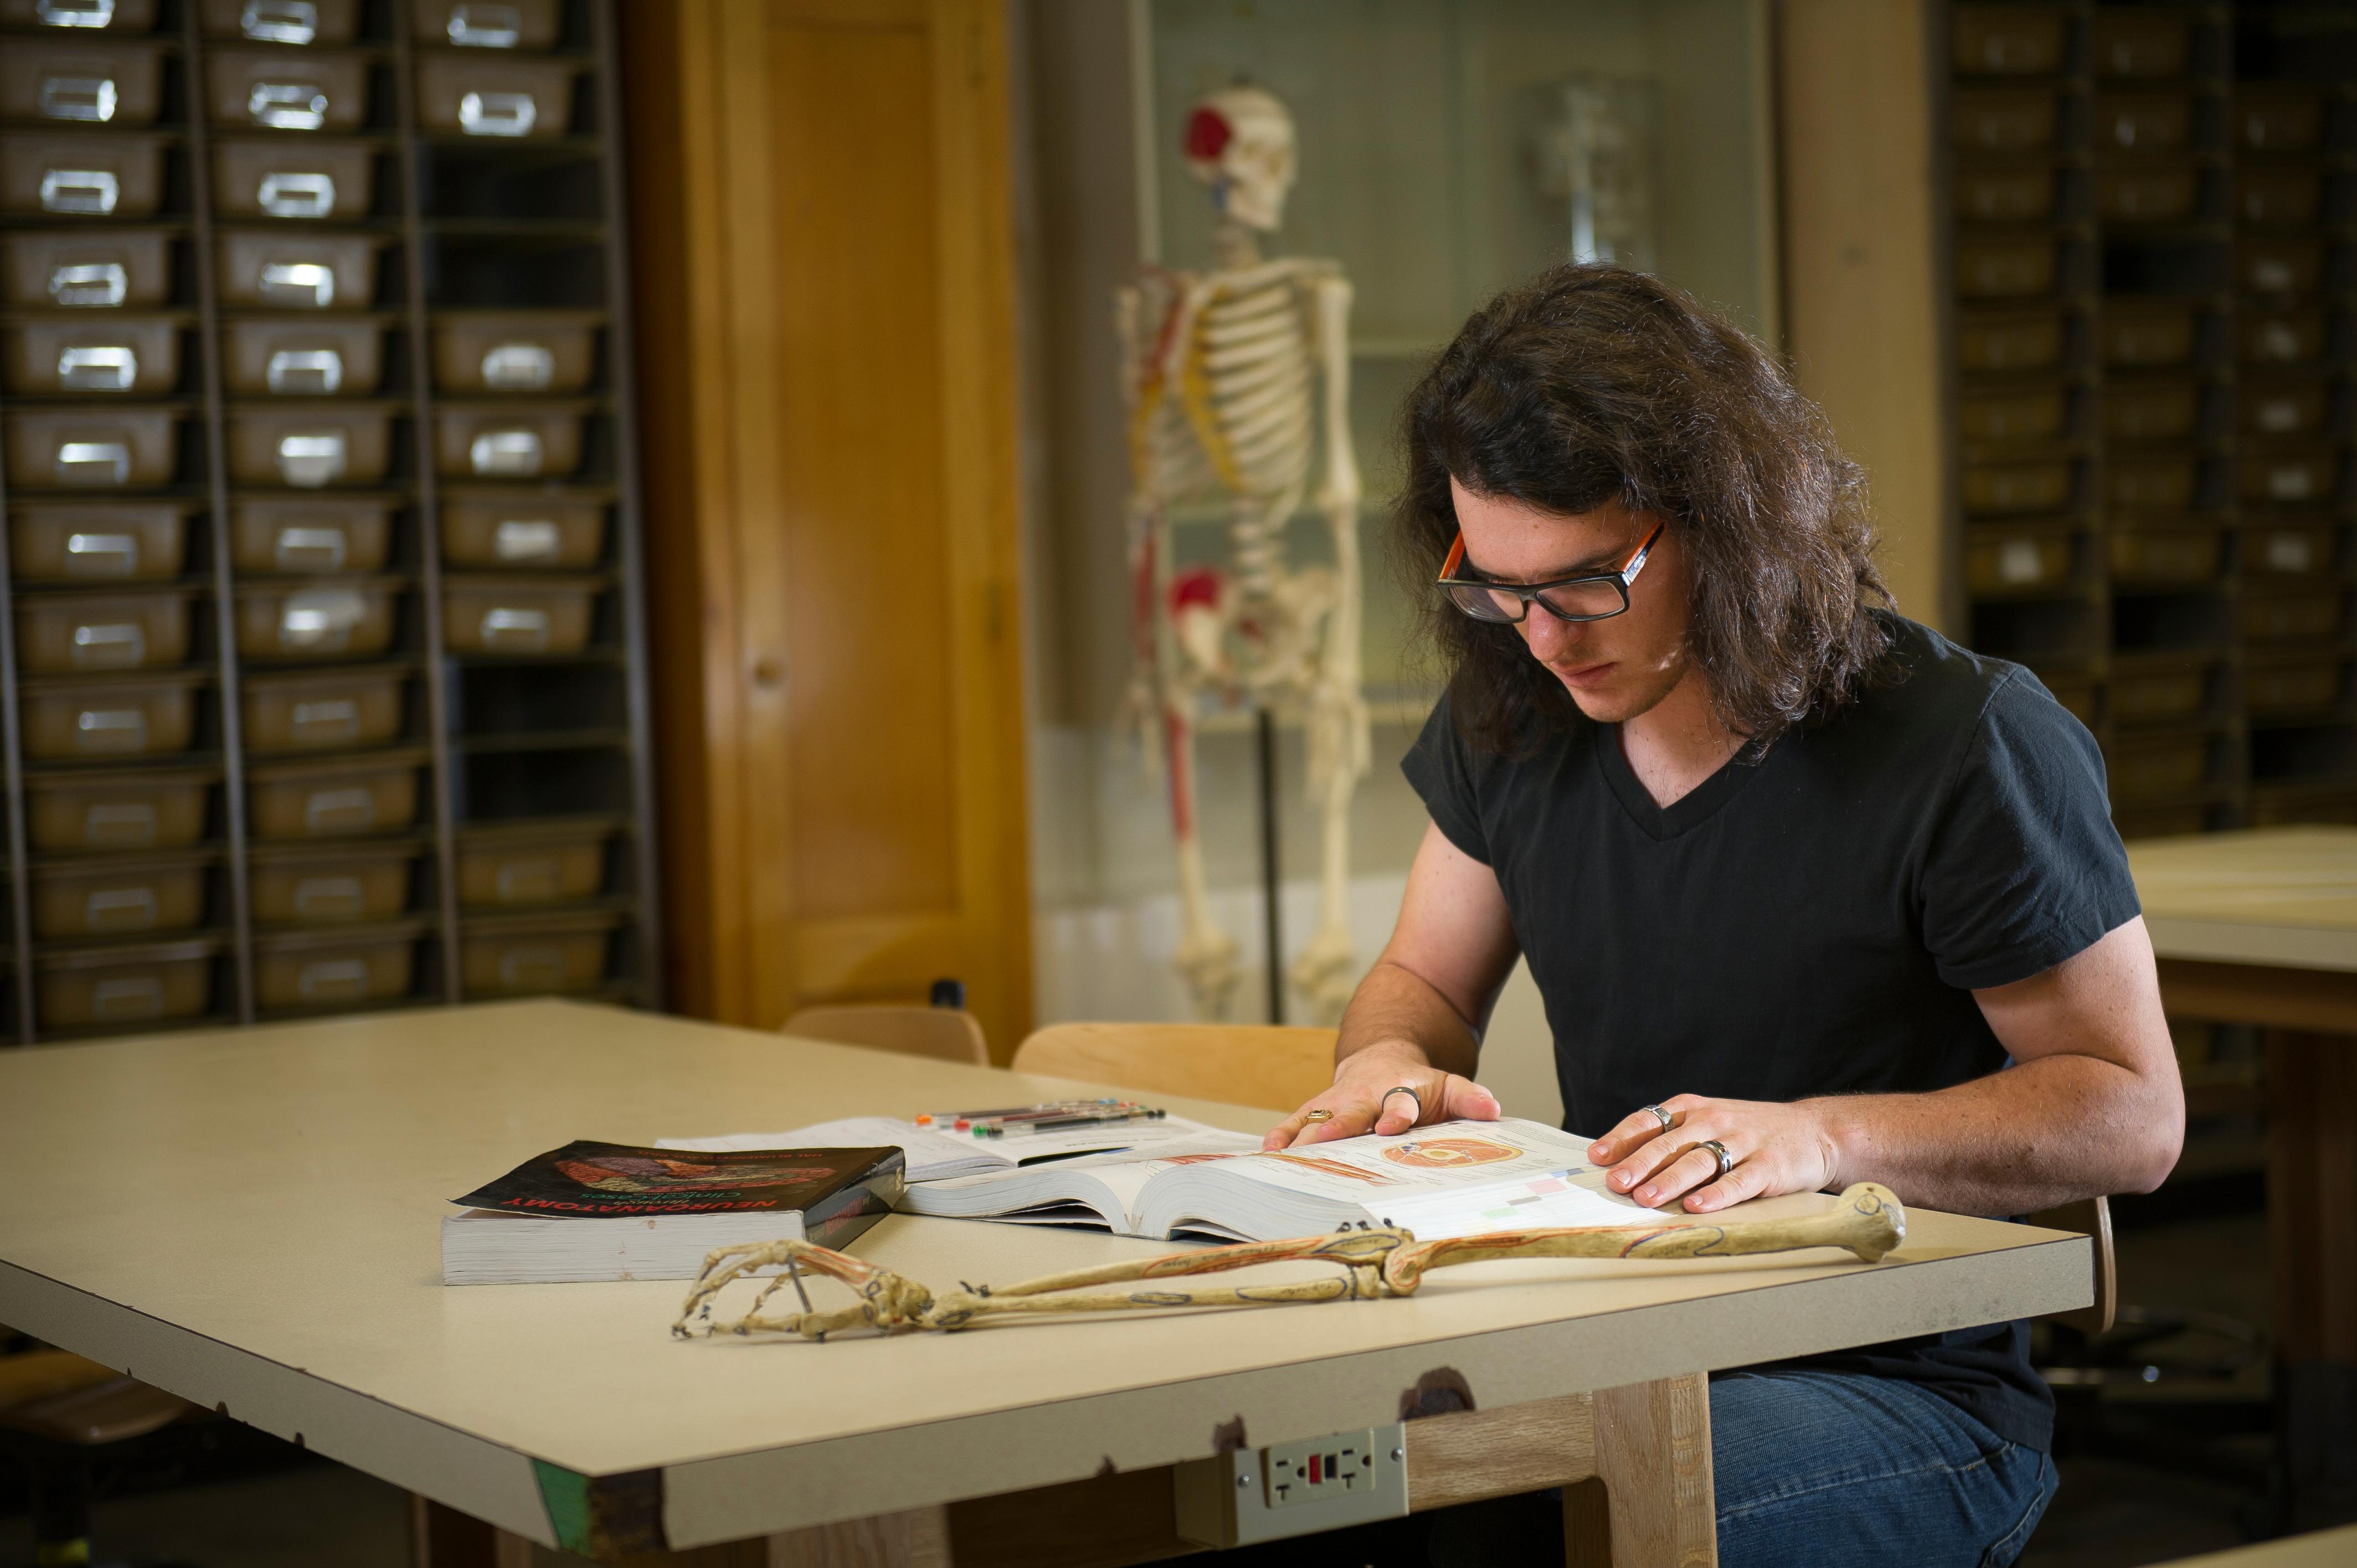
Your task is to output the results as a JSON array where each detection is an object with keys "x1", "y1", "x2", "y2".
[{"x1": 1435, "y1": 517, "x2": 1667, "y2": 624}]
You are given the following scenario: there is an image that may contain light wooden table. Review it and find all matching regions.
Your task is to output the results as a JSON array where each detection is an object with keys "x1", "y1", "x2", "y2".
[
  {"x1": 2128, "y1": 827, "x2": 2357, "y2": 1508},
  {"x1": 0, "y1": 1001, "x2": 2090, "y2": 1567}
]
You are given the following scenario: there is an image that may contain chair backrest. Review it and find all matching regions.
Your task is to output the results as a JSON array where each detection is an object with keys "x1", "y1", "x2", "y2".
[
  {"x1": 1010, "y1": 1022, "x2": 1338, "y2": 1113},
  {"x1": 2027, "y1": 1195, "x2": 2116, "y2": 1335},
  {"x1": 783, "y1": 1004, "x2": 990, "y2": 1066}
]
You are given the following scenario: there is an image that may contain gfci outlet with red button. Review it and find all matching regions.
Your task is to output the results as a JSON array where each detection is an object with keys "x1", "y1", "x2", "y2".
[{"x1": 1172, "y1": 1424, "x2": 1409, "y2": 1548}]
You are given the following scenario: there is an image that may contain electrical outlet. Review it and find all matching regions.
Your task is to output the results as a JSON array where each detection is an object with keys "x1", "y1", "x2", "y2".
[{"x1": 1172, "y1": 1422, "x2": 1408, "y2": 1547}]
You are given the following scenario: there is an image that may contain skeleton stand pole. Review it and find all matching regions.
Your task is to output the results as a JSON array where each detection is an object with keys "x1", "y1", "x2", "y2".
[{"x1": 1256, "y1": 708, "x2": 1283, "y2": 1023}]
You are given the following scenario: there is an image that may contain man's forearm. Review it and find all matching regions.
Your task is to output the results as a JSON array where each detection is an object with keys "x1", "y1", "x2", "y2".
[
  {"x1": 1816, "y1": 1053, "x2": 2183, "y2": 1215},
  {"x1": 1335, "y1": 958, "x2": 1483, "y2": 1079}
]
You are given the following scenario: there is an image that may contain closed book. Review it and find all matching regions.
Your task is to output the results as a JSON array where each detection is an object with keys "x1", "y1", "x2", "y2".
[{"x1": 441, "y1": 1140, "x2": 904, "y2": 1285}]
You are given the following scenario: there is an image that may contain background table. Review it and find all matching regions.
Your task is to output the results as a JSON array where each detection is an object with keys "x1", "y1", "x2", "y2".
[{"x1": 0, "y1": 1001, "x2": 2090, "y2": 1564}]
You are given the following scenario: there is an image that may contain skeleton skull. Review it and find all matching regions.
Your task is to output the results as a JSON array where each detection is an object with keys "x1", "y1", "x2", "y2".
[{"x1": 1183, "y1": 86, "x2": 1298, "y2": 232}]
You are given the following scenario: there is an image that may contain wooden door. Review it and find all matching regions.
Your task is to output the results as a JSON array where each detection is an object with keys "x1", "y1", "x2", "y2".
[{"x1": 623, "y1": 0, "x2": 1033, "y2": 1055}]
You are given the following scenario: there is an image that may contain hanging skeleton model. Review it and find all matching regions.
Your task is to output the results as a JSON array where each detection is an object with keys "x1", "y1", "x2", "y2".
[{"x1": 1118, "y1": 86, "x2": 1372, "y2": 1023}]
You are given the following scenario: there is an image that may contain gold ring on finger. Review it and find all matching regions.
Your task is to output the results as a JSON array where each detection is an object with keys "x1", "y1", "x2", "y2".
[{"x1": 1303, "y1": 1108, "x2": 1334, "y2": 1123}]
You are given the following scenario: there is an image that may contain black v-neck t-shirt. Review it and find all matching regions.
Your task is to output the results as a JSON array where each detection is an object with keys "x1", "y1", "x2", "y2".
[{"x1": 1402, "y1": 613, "x2": 2142, "y2": 1450}]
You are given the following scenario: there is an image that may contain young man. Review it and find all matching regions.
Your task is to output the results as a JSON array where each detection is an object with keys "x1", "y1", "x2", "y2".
[{"x1": 1263, "y1": 266, "x2": 2185, "y2": 1566}]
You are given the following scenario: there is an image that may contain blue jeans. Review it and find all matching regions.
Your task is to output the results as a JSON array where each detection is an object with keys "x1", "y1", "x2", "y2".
[{"x1": 1712, "y1": 1369, "x2": 2059, "y2": 1568}]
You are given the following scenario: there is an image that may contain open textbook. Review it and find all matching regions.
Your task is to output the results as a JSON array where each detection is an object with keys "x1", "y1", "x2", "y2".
[{"x1": 658, "y1": 1113, "x2": 1262, "y2": 1182}]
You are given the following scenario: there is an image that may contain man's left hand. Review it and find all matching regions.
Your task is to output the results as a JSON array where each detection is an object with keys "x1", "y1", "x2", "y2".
[{"x1": 1587, "y1": 1094, "x2": 1842, "y2": 1213}]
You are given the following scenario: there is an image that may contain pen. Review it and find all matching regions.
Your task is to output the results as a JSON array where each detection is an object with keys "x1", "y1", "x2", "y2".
[{"x1": 915, "y1": 1098, "x2": 1128, "y2": 1126}]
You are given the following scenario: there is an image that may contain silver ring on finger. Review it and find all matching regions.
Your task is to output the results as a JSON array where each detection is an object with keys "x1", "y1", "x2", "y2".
[
  {"x1": 1643, "y1": 1102, "x2": 1674, "y2": 1133},
  {"x1": 1700, "y1": 1139, "x2": 1735, "y2": 1179},
  {"x1": 1381, "y1": 1085, "x2": 1423, "y2": 1121}
]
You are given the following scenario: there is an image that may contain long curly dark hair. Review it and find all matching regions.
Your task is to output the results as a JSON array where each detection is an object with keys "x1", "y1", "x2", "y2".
[{"x1": 1398, "y1": 264, "x2": 1895, "y2": 757}]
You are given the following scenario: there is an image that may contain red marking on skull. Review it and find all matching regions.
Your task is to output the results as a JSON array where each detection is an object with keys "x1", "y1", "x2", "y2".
[{"x1": 1185, "y1": 106, "x2": 1233, "y2": 162}]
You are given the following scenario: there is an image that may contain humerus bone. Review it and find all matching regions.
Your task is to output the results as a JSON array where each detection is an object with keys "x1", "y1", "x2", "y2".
[{"x1": 671, "y1": 1183, "x2": 1905, "y2": 1341}]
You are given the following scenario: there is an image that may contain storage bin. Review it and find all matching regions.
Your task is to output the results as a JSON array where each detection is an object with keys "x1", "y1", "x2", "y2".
[
  {"x1": 210, "y1": 138, "x2": 373, "y2": 219},
  {"x1": 2114, "y1": 804, "x2": 2210, "y2": 840},
  {"x1": 1953, "y1": 89, "x2": 2056, "y2": 152},
  {"x1": 2242, "y1": 380, "x2": 2325, "y2": 439},
  {"x1": 19, "y1": 672, "x2": 198, "y2": 759},
  {"x1": 204, "y1": 50, "x2": 368, "y2": 132},
  {"x1": 3, "y1": 408, "x2": 179, "y2": 488},
  {"x1": 1964, "y1": 524, "x2": 2075, "y2": 596},
  {"x1": 1958, "y1": 311, "x2": 2062, "y2": 372},
  {"x1": 2251, "y1": 789, "x2": 2357, "y2": 828},
  {"x1": 431, "y1": 405, "x2": 583, "y2": 479},
  {"x1": 2108, "y1": 518, "x2": 2223, "y2": 585},
  {"x1": 1, "y1": 230, "x2": 170, "y2": 307},
  {"x1": 196, "y1": 0, "x2": 358, "y2": 43},
  {"x1": 439, "y1": 491, "x2": 603, "y2": 569},
  {"x1": 2109, "y1": 658, "x2": 2211, "y2": 725},
  {"x1": 442, "y1": 577, "x2": 596, "y2": 655},
  {"x1": 222, "y1": 317, "x2": 384, "y2": 396},
  {"x1": 430, "y1": 312, "x2": 598, "y2": 394},
  {"x1": 2246, "y1": 590, "x2": 2343, "y2": 642},
  {"x1": 2240, "y1": 450, "x2": 2337, "y2": 506},
  {"x1": 3, "y1": 38, "x2": 166, "y2": 125},
  {"x1": 233, "y1": 581, "x2": 398, "y2": 661},
  {"x1": 35, "y1": 938, "x2": 215, "y2": 1028},
  {"x1": 2247, "y1": 654, "x2": 2343, "y2": 718},
  {"x1": 253, "y1": 926, "x2": 416, "y2": 1008},
  {"x1": 225, "y1": 405, "x2": 393, "y2": 487},
  {"x1": 24, "y1": 766, "x2": 207, "y2": 851},
  {"x1": 246, "y1": 750, "x2": 421, "y2": 838},
  {"x1": 228, "y1": 496, "x2": 393, "y2": 573},
  {"x1": 30, "y1": 852, "x2": 205, "y2": 938},
  {"x1": 1960, "y1": 386, "x2": 2066, "y2": 443},
  {"x1": 2102, "y1": 303, "x2": 2196, "y2": 368},
  {"x1": 2108, "y1": 457, "x2": 2197, "y2": 509},
  {"x1": 0, "y1": 131, "x2": 164, "y2": 215},
  {"x1": 2240, "y1": 239, "x2": 2322, "y2": 296},
  {"x1": 412, "y1": 0, "x2": 562, "y2": 50},
  {"x1": 241, "y1": 666, "x2": 404, "y2": 751},
  {"x1": 2242, "y1": 311, "x2": 2325, "y2": 366},
  {"x1": 455, "y1": 817, "x2": 609, "y2": 907},
  {"x1": 2239, "y1": 92, "x2": 2324, "y2": 152},
  {"x1": 215, "y1": 231, "x2": 384, "y2": 310},
  {"x1": 1954, "y1": 166, "x2": 2054, "y2": 223},
  {"x1": 2240, "y1": 167, "x2": 2321, "y2": 226},
  {"x1": 2, "y1": 317, "x2": 181, "y2": 395},
  {"x1": 2030, "y1": 668, "x2": 2098, "y2": 728},
  {"x1": 460, "y1": 909, "x2": 615, "y2": 997},
  {"x1": 249, "y1": 839, "x2": 417, "y2": 924},
  {"x1": 1963, "y1": 462, "x2": 2070, "y2": 515},
  {"x1": 1952, "y1": 7, "x2": 2063, "y2": 75},
  {"x1": 10, "y1": 501, "x2": 189, "y2": 581},
  {"x1": 2245, "y1": 520, "x2": 2337, "y2": 577},
  {"x1": 2091, "y1": 12, "x2": 2191, "y2": 78},
  {"x1": 415, "y1": 55, "x2": 581, "y2": 138},
  {"x1": 1954, "y1": 236, "x2": 2054, "y2": 299},
  {"x1": 2097, "y1": 94, "x2": 2191, "y2": 152},
  {"x1": 2104, "y1": 379, "x2": 2197, "y2": 441},
  {"x1": 0, "y1": 0, "x2": 158, "y2": 27},
  {"x1": 2097, "y1": 166, "x2": 2196, "y2": 223},
  {"x1": 2109, "y1": 735, "x2": 2209, "y2": 802},
  {"x1": 15, "y1": 587, "x2": 191, "y2": 672}
]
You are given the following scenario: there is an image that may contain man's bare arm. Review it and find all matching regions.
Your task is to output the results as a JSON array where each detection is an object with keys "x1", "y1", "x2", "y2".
[{"x1": 1262, "y1": 822, "x2": 1522, "y2": 1149}]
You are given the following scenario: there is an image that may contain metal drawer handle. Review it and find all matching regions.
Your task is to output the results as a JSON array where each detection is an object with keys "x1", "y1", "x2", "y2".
[
  {"x1": 92, "y1": 976, "x2": 163, "y2": 1020},
  {"x1": 40, "y1": 75, "x2": 116, "y2": 122},
  {"x1": 258, "y1": 172, "x2": 334, "y2": 218},
  {"x1": 58, "y1": 344, "x2": 136, "y2": 391},
  {"x1": 495, "y1": 857, "x2": 562, "y2": 901},
  {"x1": 459, "y1": 90, "x2": 537, "y2": 137},
  {"x1": 250, "y1": 81, "x2": 330, "y2": 131},
  {"x1": 493, "y1": 519, "x2": 560, "y2": 561},
  {"x1": 266, "y1": 348, "x2": 343, "y2": 394},
  {"x1": 291, "y1": 698, "x2": 360, "y2": 740},
  {"x1": 2257, "y1": 397, "x2": 2304, "y2": 434},
  {"x1": 279, "y1": 589, "x2": 366, "y2": 649},
  {"x1": 71, "y1": 622, "x2": 145, "y2": 668},
  {"x1": 497, "y1": 945, "x2": 566, "y2": 989},
  {"x1": 469, "y1": 428, "x2": 543, "y2": 476},
  {"x1": 303, "y1": 787, "x2": 376, "y2": 832},
  {"x1": 66, "y1": 532, "x2": 139, "y2": 574},
  {"x1": 447, "y1": 2, "x2": 522, "y2": 47},
  {"x1": 259, "y1": 261, "x2": 334, "y2": 308},
  {"x1": 85, "y1": 886, "x2": 158, "y2": 931},
  {"x1": 56, "y1": 441, "x2": 130, "y2": 486},
  {"x1": 50, "y1": 261, "x2": 127, "y2": 306},
  {"x1": 37, "y1": 0, "x2": 117, "y2": 25},
  {"x1": 39, "y1": 169, "x2": 118, "y2": 214},
  {"x1": 2268, "y1": 466, "x2": 2315, "y2": 502},
  {"x1": 273, "y1": 525, "x2": 347, "y2": 570},
  {"x1": 481, "y1": 342, "x2": 553, "y2": 390},
  {"x1": 84, "y1": 802, "x2": 157, "y2": 847},
  {"x1": 241, "y1": 0, "x2": 317, "y2": 43},
  {"x1": 276, "y1": 431, "x2": 348, "y2": 487},
  {"x1": 480, "y1": 607, "x2": 549, "y2": 651},
  {"x1": 299, "y1": 958, "x2": 371, "y2": 1000},
  {"x1": 75, "y1": 708, "x2": 147, "y2": 752},
  {"x1": 294, "y1": 875, "x2": 364, "y2": 917},
  {"x1": 2267, "y1": 533, "x2": 2314, "y2": 574}
]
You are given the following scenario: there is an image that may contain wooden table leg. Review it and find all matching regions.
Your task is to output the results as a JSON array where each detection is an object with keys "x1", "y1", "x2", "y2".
[
  {"x1": 2267, "y1": 1030, "x2": 2357, "y2": 1508},
  {"x1": 409, "y1": 1495, "x2": 533, "y2": 1568},
  {"x1": 1563, "y1": 1373, "x2": 1716, "y2": 1568}
]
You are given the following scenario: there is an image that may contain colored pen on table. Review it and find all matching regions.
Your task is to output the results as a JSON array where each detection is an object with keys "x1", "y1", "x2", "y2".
[
  {"x1": 972, "y1": 1109, "x2": 1167, "y2": 1138},
  {"x1": 914, "y1": 1099, "x2": 1126, "y2": 1126}
]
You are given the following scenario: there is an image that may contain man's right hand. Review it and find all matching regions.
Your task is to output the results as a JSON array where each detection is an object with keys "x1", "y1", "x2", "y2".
[{"x1": 1261, "y1": 1039, "x2": 1502, "y2": 1150}]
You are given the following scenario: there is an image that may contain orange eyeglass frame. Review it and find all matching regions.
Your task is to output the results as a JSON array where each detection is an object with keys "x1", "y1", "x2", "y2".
[{"x1": 1436, "y1": 516, "x2": 1667, "y2": 622}]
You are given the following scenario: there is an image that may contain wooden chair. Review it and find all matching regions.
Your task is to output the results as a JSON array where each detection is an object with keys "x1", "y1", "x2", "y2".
[
  {"x1": 0, "y1": 1347, "x2": 205, "y2": 1564},
  {"x1": 1010, "y1": 1022, "x2": 1339, "y2": 1112},
  {"x1": 784, "y1": 1004, "x2": 990, "y2": 1066},
  {"x1": 2028, "y1": 1195, "x2": 2117, "y2": 1335}
]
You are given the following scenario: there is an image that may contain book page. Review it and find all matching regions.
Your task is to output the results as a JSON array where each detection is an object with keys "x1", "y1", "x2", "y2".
[
  {"x1": 1210, "y1": 1117, "x2": 1643, "y2": 1234},
  {"x1": 658, "y1": 1115, "x2": 1253, "y2": 1184}
]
